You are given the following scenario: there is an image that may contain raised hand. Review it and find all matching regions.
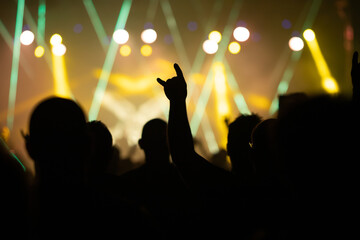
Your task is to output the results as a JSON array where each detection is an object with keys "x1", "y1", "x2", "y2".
[{"x1": 157, "y1": 63, "x2": 187, "y2": 101}]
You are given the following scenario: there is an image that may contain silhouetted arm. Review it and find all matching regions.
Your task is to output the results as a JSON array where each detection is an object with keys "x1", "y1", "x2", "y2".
[
  {"x1": 157, "y1": 64, "x2": 195, "y2": 164},
  {"x1": 351, "y1": 51, "x2": 360, "y2": 105}
]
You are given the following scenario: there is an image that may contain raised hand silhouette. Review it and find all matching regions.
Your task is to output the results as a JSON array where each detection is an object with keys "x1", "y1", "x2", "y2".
[{"x1": 157, "y1": 63, "x2": 187, "y2": 102}]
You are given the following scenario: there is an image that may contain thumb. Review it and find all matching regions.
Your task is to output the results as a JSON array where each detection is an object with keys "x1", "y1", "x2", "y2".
[{"x1": 157, "y1": 78, "x2": 166, "y2": 86}]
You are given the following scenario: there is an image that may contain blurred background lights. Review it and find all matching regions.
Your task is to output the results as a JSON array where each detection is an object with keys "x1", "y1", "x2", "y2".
[
  {"x1": 209, "y1": 31, "x2": 222, "y2": 43},
  {"x1": 322, "y1": 77, "x2": 339, "y2": 93},
  {"x1": 73, "y1": 24, "x2": 83, "y2": 33},
  {"x1": 50, "y1": 34, "x2": 62, "y2": 46},
  {"x1": 120, "y1": 45, "x2": 131, "y2": 57},
  {"x1": 203, "y1": 39, "x2": 218, "y2": 54},
  {"x1": 303, "y1": 29, "x2": 315, "y2": 41},
  {"x1": 52, "y1": 43, "x2": 66, "y2": 56},
  {"x1": 20, "y1": 30, "x2": 35, "y2": 45},
  {"x1": 113, "y1": 29, "x2": 129, "y2": 44},
  {"x1": 144, "y1": 22, "x2": 154, "y2": 29},
  {"x1": 141, "y1": 29, "x2": 157, "y2": 44},
  {"x1": 187, "y1": 21, "x2": 198, "y2": 31},
  {"x1": 140, "y1": 44, "x2": 152, "y2": 57},
  {"x1": 288, "y1": 36, "x2": 304, "y2": 51},
  {"x1": 228, "y1": 41, "x2": 241, "y2": 54},
  {"x1": 281, "y1": 19, "x2": 292, "y2": 29},
  {"x1": 34, "y1": 46, "x2": 45, "y2": 58},
  {"x1": 233, "y1": 27, "x2": 250, "y2": 42}
]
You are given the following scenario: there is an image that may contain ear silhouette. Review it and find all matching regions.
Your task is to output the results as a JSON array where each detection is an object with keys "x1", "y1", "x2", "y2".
[{"x1": 138, "y1": 138, "x2": 144, "y2": 150}]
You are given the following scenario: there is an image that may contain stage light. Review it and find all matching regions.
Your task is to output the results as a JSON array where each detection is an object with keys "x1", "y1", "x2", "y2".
[
  {"x1": 52, "y1": 43, "x2": 66, "y2": 56},
  {"x1": 288, "y1": 37, "x2": 304, "y2": 51},
  {"x1": 228, "y1": 41, "x2": 241, "y2": 54},
  {"x1": 140, "y1": 44, "x2": 152, "y2": 56},
  {"x1": 34, "y1": 46, "x2": 45, "y2": 58},
  {"x1": 233, "y1": 27, "x2": 250, "y2": 42},
  {"x1": 113, "y1": 29, "x2": 129, "y2": 44},
  {"x1": 322, "y1": 77, "x2": 339, "y2": 94},
  {"x1": 141, "y1": 29, "x2": 157, "y2": 44},
  {"x1": 119, "y1": 45, "x2": 131, "y2": 56},
  {"x1": 209, "y1": 31, "x2": 222, "y2": 43},
  {"x1": 303, "y1": 29, "x2": 315, "y2": 41},
  {"x1": 20, "y1": 30, "x2": 34, "y2": 45},
  {"x1": 203, "y1": 39, "x2": 218, "y2": 54},
  {"x1": 50, "y1": 33, "x2": 62, "y2": 46}
]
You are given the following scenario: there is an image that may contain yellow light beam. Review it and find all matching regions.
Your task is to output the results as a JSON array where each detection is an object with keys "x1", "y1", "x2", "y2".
[
  {"x1": 303, "y1": 29, "x2": 339, "y2": 94},
  {"x1": 52, "y1": 53, "x2": 72, "y2": 98}
]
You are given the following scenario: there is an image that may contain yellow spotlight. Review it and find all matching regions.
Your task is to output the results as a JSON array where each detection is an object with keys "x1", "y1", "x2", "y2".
[
  {"x1": 52, "y1": 49, "x2": 71, "y2": 98},
  {"x1": 50, "y1": 33, "x2": 62, "y2": 46},
  {"x1": 304, "y1": 29, "x2": 339, "y2": 94},
  {"x1": 20, "y1": 30, "x2": 35, "y2": 45},
  {"x1": 209, "y1": 31, "x2": 222, "y2": 43},
  {"x1": 213, "y1": 62, "x2": 230, "y2": 149},
  {"x1": 52, "y1": 43, "x2": 66, "y2": 56},
  {"x1": 113, "y1": 29, "x2": 129, "y2": 44},
  {"x1": 119, "y1": 45, "x2": 131, "y2": 56},
  {"x1": 140, "y1": 44, "x2": 152, "y2": 57},
  {"x1": 141, "y1": 29, "x2": 157, "y2": 44},
  {"x1": 203, "y1": 39, "x2": 218, "y2": 54},
  {"x1": 303, "y1": 29, "x2": 315, "y2": 41},
  {"x1": 228, "y1": 41, "x2": 241, "y2": 54},
  {"x1": 288, "y1": 37, "x2": 304, "y2": 51},
  {"x1": 233, "y1": 27, "x2": 250, "y2": 42},
  {"x1": 34, "y1": 46, "x2": 45, "y2": 58}
]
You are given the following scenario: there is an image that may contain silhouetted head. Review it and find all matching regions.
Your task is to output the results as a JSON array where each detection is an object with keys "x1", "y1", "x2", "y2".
[
  {"x1": 87, "y1": 120, "x2": 113, "y2": 175},
  {"x1": 227, "y1": 114, "x2": 261, "y2": 174},
  {"x1": 25, "y1": 96, "x2": 89, "y2": 184},
  {"x1": 138, "y1": 118, "x2": 169, "y2": 164}
]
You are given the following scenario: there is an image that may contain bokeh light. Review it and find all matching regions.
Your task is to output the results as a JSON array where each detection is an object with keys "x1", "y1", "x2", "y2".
[
  {"x1": 303, "y1": 29, "x2": 315, "y2": 41},
  {"x1": 50, "y1": 34, "x2": 62, "y2": 46},
  {"x1": 322, "y1": 77, "x2": 339, "y2": 94},
  {"x1": 233, "y1": 27, "x2": 250, "y2": 42},
  {"x1": 113, "y1": 29, "x2": 129, "y2": 44},
  {"x1": 20, "y1": 30, "x2": 35, "y2": 45},
  {"x1": 281, "y1": 19, "x2": 292, "y2": 29},
  {"x1": 164, "y1": 34, "x2": 173, "y2": 44},
  {"x1": 141, "y1": 29, "x2": 157, "y2": 44},
  {"x1": 73, "y1": 24, "x2": 83, "y2": 33},
  {"x1": 52, "y1": 43, "x2": 66, "y2": 56},
  {"x1": 187, "y1": 21, "x2": 198, "y2": 31},
  {"x1": 34, "y1": 46, "x2": 45, "y2": 58},
  {"x1": 228, "y1": 41, "x2": 241, "y2": 54},
  {"x1": 288, "y1": 36, "x2": 304, "y2": 51},
  {"x1": 140, "y1": 44, "x2": 152, "y2": 57},
  {"x1": 209, "y1": 31, "x2": 222, "y2": 43},
  {"x1": 203, "y1": 39, "x2": 218, "y2": 54},
  {"x1": 119, "y1": 45, "x2": 131, "y2": 56},
  {"x1": 144, "y1": 22, "x2": 154, "y2": 29}
]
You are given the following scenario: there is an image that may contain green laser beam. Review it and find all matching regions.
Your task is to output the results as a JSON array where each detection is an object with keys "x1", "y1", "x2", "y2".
[
  {"x1": 0, "y1": 20, "x2": 14, "y2": 48},
  {"x1": 190, "y1": 0, "x2": 243, "y2": 136},
  {"x1": 146, "y1": 0, "x2": 159, "y2": 22},
  {"x1": 7, "y1": 0, "x2": 25, "y2": 130},
  {"x1": 88, "y1": 0, "x2": 132, "y2": 121},
  {"x1": 268, "y1": 0, "x2": 323, "y2": 115},
  {"x1": 37, "y1": 0, "x2": 46, "y2": 46},
  {"x1": 83, "y1": 0, "x2": 108, "y2": 51},
  {"x1": 160, "y1": 0, "x2": 191, "y2": 72}
]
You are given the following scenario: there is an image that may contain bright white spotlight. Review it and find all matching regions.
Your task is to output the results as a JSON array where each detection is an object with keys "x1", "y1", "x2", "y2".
[
  {"x1": 233, "y1": 27, "x2": 250, "y2": 42},
  {"x1": 20, "y1": 30, "x2": 35, "y2": 45},
  {"x1": 209, "y1": 31, "x2": 222, "y2": 43},
  {"x1": 50, "y1": 34, "x2": 62, "y2": 46},
  {"x1": 52, "y1": 43, "x2": 66, "y2": 56},
  {"x1": 303, "y1": 29, "x2": 315, "y2": 41},
  {"x1": 141, "y1": 29, "x2": 157, "y2": 44},
  {"x1": 113, "y1": 29, "x2": 129, "y2": 44},
  {"x1": 203, "y1": 39, "x2": 218, "y2": 54},
  {"x1": 288, "y1": 37, "x2": 304, "y2": 51}
]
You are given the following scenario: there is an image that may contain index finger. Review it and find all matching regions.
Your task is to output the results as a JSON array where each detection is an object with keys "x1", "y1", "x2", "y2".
[{"x1": 174, "y1": 63, "x2": 184, "y2": 78}]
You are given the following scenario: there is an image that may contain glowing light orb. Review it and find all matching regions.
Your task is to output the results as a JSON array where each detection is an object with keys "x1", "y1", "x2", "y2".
[
  {"x1": 203, "y1": 39, "x2": 218, "y2": 54},
  {"x1": 113, "y1": 29, "x2": 129, "y2": 44},
  {"x1": 140, "y1": 44, "x2": 152, "y2": 57},
  {"x1": 141, "y1": 29, "x2": 157, "y2": 44},
  {"x1": 322, "y1": 77, "x2": 339, "y2": 94},
  {"x1": 20, "y1": 30, "x2": 35, "y2": 45},
  {"x1": 209, "y1": 31, "x2": 222, "y2": 43},
  {"x1": 303, "y1": 29, "x2": 315, "y2": 41},
  {"x1": 233, "y1": 27, "x2": 250, "y2": 42},
  {"x1": 34, "y1": 46, "x2": 45, "y2": 58},
  {"x1": 50, "y1": 34, "x2": 62, "y2": 46},
  {"x1": 120, "y1": 45, "x2": 131, "y2": 57},
  {"x1": 52, "y1": 43, "x2": 66, "y2": 56},
  {"x1": 228, "y1": 41, "x2": 241, "y2": 54},
  {"x1": 288, "y1": 37, "x2": 304, "y2": 51}
]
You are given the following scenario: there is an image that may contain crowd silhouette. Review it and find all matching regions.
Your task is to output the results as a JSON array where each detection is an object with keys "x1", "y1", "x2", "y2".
[{"x1": 1, "y1": 51, "x2": 360, "y2": 239}]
